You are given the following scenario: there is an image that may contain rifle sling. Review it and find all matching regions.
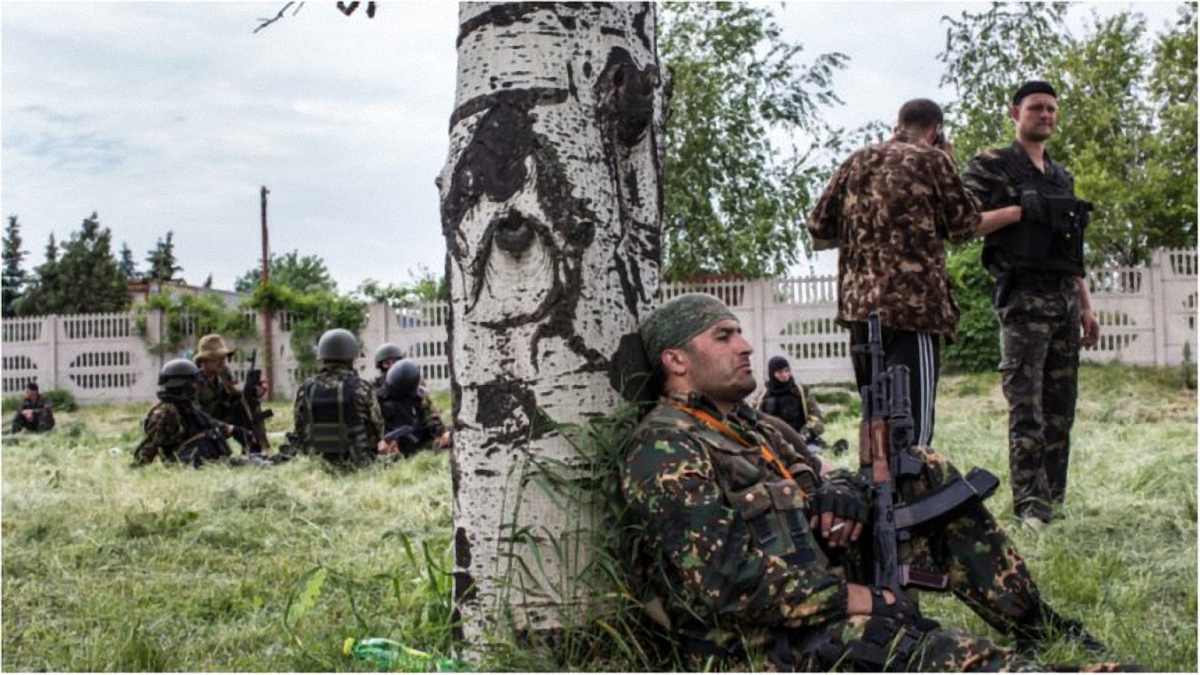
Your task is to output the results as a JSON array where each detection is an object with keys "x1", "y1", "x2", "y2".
[
  {"x1": 893, "y1": 467, "x2": 1000, "y2": 531},
  {"x1": 670, "y1": 402, "x2": 795, "y2": 482}
]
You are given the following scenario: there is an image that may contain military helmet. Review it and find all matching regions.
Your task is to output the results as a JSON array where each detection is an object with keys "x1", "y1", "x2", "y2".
[
  {"x1": 158, "y1": 358, "x2": 201, "y2": 393},
  {"x1": 317, "y1": 328, "x2": 359, "y2": 362},
  {"x1": 373, "y1": 343, "x2": 404, "y2": 369},
  {"x1": 386, "y1": 359, "x2": 422, "y2": 396}
]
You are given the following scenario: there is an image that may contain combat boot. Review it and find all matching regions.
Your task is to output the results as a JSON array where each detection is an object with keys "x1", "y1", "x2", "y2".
[{"x1": 1014, "y1": 606, "x2": 1108, "y2": 655}]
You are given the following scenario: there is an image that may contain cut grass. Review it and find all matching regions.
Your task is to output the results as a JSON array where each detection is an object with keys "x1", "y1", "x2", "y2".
[{"x1": 2, "y1": 363, "x2": 1196, "y2": 671}]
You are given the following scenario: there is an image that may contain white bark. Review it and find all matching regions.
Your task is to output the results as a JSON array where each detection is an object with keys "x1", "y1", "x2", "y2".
[{"x1": 437, "y1": 1, "x2": 667, "y2": 648}]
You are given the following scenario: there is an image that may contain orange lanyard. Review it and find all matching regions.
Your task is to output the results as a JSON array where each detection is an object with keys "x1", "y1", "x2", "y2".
[{"x1": 671, "y1": 402, "x2": 794, "y2": 481}]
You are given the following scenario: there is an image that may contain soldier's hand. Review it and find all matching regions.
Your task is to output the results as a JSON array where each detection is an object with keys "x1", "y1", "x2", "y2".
[
  {"x1": 1081, "y1": 308, "x2": 1100, "y2": 348},
  {"x1": 256, "y1": 382, "x2": 269, "y2": 399},
  {"x1": 810, "y1": 480, "x2": 867, "y2": 548},
  {"x1": 22, "y1": 410, "x2": 34, "y2": 422},
  {"x1": 435, "y1": 430, "x2": 451, "y2": 449}
]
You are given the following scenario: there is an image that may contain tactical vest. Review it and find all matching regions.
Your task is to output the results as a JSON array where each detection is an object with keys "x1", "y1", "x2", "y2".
[
  {"x1": 306, "y1": 376, "x2": 371, "y2": 463},
  {"x1": 159, "y1": 395, "x2": 232, "y2": 466},
  {"x1": 981, "y1": 145, "x2": 1088, "y2": 277},
  {"x1": 760, "y1": 386, "x2": 807, "y2": 433}
]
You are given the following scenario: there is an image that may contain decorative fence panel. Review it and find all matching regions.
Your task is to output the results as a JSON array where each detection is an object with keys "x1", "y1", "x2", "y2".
[{"x1": 2, "y1": 250, "x2": 1195, "y2": 404}]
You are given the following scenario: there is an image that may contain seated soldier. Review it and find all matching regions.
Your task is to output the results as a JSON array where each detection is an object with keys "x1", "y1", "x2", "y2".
[
  {"x1": 622, "y1": 293, "x2": 1120, "y2": 672},
  {"x1": 133, "y1": 359, "x2": 262, "y2": 468},
  {"x1": 375, "y1": 359, "x2": 450, "y2": 458},
  {"x1": 193, "y1": 333, "x2": 268, "y2": 452},
  {"x1": 758, "y1": 355, "x2": 846, "y2": 455},
  {"x1": 292, "y1": 328, "x2": 384, "y2": 467},
  {"x1": 10, "y1": 381, "x2": 56, "y2": 433},
  {"x1": 372, "y1": 343, "x2": 404, "y2": 388}
]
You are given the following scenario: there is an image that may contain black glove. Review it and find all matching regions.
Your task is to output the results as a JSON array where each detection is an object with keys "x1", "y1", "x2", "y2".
[
  {"x1": 871, "y1": 587, "x2": 940, "y2": 632},
  {"x1": 1020, "y1": 188, "x2": 1049, "y2": 225},
  {"x1": 813, "y1": 478, "x2": 868, "y2": 524}
]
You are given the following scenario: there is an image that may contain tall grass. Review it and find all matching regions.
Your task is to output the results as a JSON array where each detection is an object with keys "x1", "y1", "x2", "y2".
[{"x1": 1, "y1": 363, "x2": 1195, "y2": 671}]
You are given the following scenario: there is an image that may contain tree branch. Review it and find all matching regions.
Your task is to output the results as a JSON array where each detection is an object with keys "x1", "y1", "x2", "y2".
[{"x1": 253, "y1": 1, "x2": 304, "y2": 34}]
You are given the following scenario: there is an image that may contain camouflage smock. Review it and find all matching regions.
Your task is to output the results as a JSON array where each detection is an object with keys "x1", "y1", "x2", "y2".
[
  {"x1": 196, "y1": 365, "x2": 251, "y2": 427},
  {"x1": 808, "y1": 131, "x2": 981, "y2": 339},
  {"x1": 133, "y1": 401, "x2": 191, "y2": 465},
  {"x1": 10, "y1": 396, "x2": 55, "y2": 433},
  {"x1": 622, "y1": 392, "x2": 847, "y2": 653}
]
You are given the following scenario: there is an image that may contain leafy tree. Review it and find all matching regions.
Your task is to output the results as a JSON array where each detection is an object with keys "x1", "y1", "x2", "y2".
[
  {"x1": 202, "y1": 273, "x2": 213, "y2": 289},
  {"x1": 20, "y1": 213, "x2": 130, "y2": 315},
  {"x1": 234, "y1": 250, "x2": 336, "y2": 294},
  {"x1": 659, "y1": 2, "x2": 849, "y2": 279},
  {"x1": 939, "y1": 2, "x2": 1196, "y2": 266},
  {"x1": 145, "y1": 231, "x2": 183, "y2": 284},
  {"x1": 355, "y1": 265, "x2": 447, "y2": 307},
  {"x1": 118, "y1": 242, "x2": 139, "y2": 280},
  {"x1": 2, "y1": 215, "x2": 29, "y2": 316}
]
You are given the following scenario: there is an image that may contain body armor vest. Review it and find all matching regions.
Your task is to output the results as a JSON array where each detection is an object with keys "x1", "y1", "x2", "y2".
[
  {"x1": 306, "y1": 376, "x2": 370, "y2": 462},
  {"x1": 982, "y1": 146, "x2": 1088, "y2": 278}
]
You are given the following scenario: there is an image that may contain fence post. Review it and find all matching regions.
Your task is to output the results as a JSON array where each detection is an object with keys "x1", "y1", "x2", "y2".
[
  {"x1": 1150, "y1": 250, "x2": 1168, "y2": 367},
  {"x1": 49, "y1": 314, "x2": 60, "y2": 389}
]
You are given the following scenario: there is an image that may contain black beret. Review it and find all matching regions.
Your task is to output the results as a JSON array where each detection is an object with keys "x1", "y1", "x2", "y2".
[{"x1": 1013, "y1": 80, "x2": 1057, "y2": 106}]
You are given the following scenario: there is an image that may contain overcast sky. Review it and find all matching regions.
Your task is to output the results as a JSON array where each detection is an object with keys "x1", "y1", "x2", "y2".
[{"x1": 1, "y1": 2, "x2": 1185, "y2": 291}]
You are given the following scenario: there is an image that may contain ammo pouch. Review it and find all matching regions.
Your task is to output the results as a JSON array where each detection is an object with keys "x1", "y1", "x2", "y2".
[
  {"x1": 308, "y1": 377, "x2": 370, "y2": 463},
  {"x1": 727, "y1": 479, "x2": 816, "y2": 567}
]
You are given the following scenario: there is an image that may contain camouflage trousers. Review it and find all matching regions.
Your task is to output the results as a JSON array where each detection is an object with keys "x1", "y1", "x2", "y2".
[
  {"x1": 769, "y1": 448, "x2": 1057, "y2": 672},
  {"x1": 995, "y1": 276, "x2": 1081, "y2": 521}
]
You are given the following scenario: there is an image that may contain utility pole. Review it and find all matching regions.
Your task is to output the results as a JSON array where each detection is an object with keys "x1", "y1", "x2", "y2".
[{"x1": 260, "y1": 186, "x2": 274, "y2": 399}]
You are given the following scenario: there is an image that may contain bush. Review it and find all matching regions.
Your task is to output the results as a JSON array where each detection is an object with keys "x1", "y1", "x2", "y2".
[
  {"x1": 3, "y1": 388, "x2": 77, "y2": 413},
  {"x1": 943, "y1": 241, "x2": 1001, "y2": 373}
]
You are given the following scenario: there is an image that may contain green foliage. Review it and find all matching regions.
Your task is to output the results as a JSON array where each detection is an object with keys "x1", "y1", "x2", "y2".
[
  {"x1": 2, "y1": 215, "x2": 29, "y2": 317},
  {"x1": 118, "y1": 242, "x2": 139, "y2": 280},
  {"x1": 144, "y1": 230, "x2": 183, "y2": 283},
  {"x1": 659, "y1": 2, "x2": 850, "y2": 280},
  {"x1": 943, "y1": 240, "x2": 1001, "y2": 373},
  {"x1": 355, "y1": 265, "x2": 448, "y2": 307},
  {"x1": 17, "y1": 213, "x2": 130, "y2": 316},
  {"x1": 234, "y1": 250, "x2": 337, "y2": 295},
  {"x1": 136, "y1": 291, "x2": 258, "y2": 357},
  {"x1": 938, "y1": 2, "x2": 1197, "y2": 267},
  {"x1": 246, "y1": 281, "x2": 366, "y2": 370},
  {"x1": 2, "y1": 365, "x2": 1193, "y2": 671}
]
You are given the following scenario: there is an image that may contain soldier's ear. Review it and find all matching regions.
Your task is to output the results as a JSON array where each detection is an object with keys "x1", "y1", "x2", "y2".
[
  {"x1": 661, "y1": 348, "x2": 688, "y2": 378},
  {"x1": 1009, "y1": 105, "x2": 1020, "y2": 123}
]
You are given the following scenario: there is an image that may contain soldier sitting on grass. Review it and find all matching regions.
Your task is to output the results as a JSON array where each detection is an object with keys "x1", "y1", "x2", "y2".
[
  {"x1": 133, "y1": 359, "x2": 265, "y2": 468},
  {"x1": 375, "y1": 359, "x2": 450, "y2": 458},
  {"x1": 621, "y1": 292, "x2": 1125, "y2": 672},
  {"x1": 291, "y1": 328, "x2": 384, "y2": 467},
  {"x1": 10, "y1": 382, "x2": 56, "y2": 434}
]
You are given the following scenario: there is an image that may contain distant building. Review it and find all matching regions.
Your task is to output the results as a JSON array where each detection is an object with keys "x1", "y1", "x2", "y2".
[{"x1": 127, "y1": 280, "x2": 241, "y2": 307}]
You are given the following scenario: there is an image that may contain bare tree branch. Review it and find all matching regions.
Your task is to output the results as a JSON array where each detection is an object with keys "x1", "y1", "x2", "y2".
[{"x1": 253, "y1": 1, "x2": 304, "y2": 34}]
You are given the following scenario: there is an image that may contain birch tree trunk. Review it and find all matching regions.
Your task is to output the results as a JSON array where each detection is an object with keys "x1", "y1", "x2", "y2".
[{"x1": 437, "y1": 1, "x2": 668, "y2": 648}]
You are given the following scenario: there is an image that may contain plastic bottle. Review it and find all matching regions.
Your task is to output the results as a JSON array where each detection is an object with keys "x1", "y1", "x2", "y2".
[{"x1": 342, "y1": 637, "x2": 464, "y2": 672}]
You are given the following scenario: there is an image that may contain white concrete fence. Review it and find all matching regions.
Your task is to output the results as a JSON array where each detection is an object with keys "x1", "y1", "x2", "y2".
[{"x1": 2, "y1": 249, "x2": 1195, "y2": 405}]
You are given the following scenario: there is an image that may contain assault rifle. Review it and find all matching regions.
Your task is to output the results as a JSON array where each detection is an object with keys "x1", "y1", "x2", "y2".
[
  {"x1": 382, "y1": 424, "x2": 420, "y2": 456},
  {"x1": 856, "y1": 311, "x2": 1000, "y2": 594},
  {"x1": 241, "y1": 349, "x2": 274, "y2": 452}
]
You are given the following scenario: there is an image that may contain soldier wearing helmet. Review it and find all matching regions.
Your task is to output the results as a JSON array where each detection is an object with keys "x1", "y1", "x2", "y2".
[
  {"x1": 371, "y1": 343, "x2": 405, "y2": 388},
  {"x1": 374, "y1": 358, "x2": 450, "y2": 457},
  {"x1": 133, "y1": 359, "x2": 258, "y2": 467},
  {"x1": 291, "y1": 328, "x2": 384, "y2": 466}
]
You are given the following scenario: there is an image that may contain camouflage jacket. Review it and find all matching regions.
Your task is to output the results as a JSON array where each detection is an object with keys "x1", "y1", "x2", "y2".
[
  {"x1": 808, "y1": 131, "x2": 981, "y2": 338},
  {"x1": 196, "y1": 366, "x2": 250, "y2": 427},
  {"x1": 11, "y1": 396, "x2": 56, "y2": 432},
  {"x1": 621, "y1": 392, "x2": 849, "y2": 652},
  {"x1": 292, "y1": 363, "x2": 383, "y2": 454}
]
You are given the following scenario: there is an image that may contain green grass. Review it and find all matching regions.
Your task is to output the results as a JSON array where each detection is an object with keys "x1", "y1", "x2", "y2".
[{"x1": 2, "y1": 363, "x2": 1196, "y2": 671}]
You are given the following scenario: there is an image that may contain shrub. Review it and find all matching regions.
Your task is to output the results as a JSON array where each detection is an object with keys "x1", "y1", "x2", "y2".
[{"x1": 943, "y1": 241, "x2": 1000, "y2": 373}]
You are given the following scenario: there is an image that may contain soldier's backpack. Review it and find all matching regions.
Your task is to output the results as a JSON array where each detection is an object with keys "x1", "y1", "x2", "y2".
[{"x1": 305, "y1": 375, "x2": 372, "y2": 465}]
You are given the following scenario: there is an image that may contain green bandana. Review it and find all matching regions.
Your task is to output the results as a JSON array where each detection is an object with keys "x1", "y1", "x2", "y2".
[{"x1": 639, "y1": 293, "x2": 738, "y2": 364}]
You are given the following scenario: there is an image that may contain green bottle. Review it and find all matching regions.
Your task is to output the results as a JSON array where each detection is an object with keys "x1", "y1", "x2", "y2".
[{"x1": 342, "y1": 637, "x2": 464, "y2": 672}]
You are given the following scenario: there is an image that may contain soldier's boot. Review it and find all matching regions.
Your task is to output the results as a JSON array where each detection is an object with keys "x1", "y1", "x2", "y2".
[{"x1": 1014, "y1": 606, "x2": 1107, "y2": 655}]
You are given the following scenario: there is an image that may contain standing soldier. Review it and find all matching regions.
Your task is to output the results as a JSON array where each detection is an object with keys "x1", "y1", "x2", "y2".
[
  {"x1": 292, "y1": 328, "x2": 384, "y2": 467},
  {"x1": 963, "y1": 81, "x2": 1100, "y2": 528},
  {"x1": 372, "y1": 343, "x2": 404, "y2": 388},
  {"x1": 10, "y1": 381, "x2": 56, "y2": 434},
  {"x1": 194, "y1": 333, "x2": 268, "y2": 451},
  {"x1": 133, "y1": 359, "x2": 260, "y2": 467},
  {"x1": 809, "y1": 99, "x2": 1014, "y2": 446},
  {"x1": 375, "y1": 359, "x2": 450, "y2": 457}
]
